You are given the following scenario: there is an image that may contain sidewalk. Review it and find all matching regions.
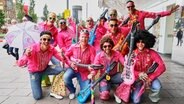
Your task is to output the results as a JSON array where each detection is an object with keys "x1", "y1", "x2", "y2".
[{"x1": 0, "y1": 42, "x2": 184, "y2": 104}]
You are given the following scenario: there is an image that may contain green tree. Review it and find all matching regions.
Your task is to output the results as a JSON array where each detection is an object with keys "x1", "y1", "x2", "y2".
[
  {"x1": 29, "y1": 0, "x2": 38, "y2": 22},
  {"x1": 0, "y1": 10, "x2": 5, "y2": 27},
  {"x1": 16, "y1": 0, "x2": 24, "y2": 22},
  {"x1": 41, "y1": 4, "x2": 49, "y2": 21}
]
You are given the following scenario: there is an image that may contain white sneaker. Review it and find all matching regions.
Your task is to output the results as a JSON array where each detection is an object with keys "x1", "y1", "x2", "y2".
[
  {"x1": 69, "y1": 93, "x2": 75, "y2": 100},
  {"x1": 114, "y1": 93, "x2": 122, "y2": 104},
  {"x1": 50, "y1": 93, "x2": 63, "y2": 100}
]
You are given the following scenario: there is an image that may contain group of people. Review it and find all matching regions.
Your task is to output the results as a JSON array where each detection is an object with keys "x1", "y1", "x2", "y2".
[{"x1": 5, "y1": 0, "x2": 179, "y2": 104}]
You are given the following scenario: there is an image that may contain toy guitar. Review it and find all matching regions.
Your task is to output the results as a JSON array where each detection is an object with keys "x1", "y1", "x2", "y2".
[
  {"x1": 121, "y1": 22, "x2": 138, "y2": 85},
  {"x1": 77, "y1": 61, "x2": 117, "y2": 103},
  {"x1": 88, "y1": 9, "x2": 108, "y2": 45},
  {"x1": 75, "y1": 63, "x2": 104, "y2": 70}
]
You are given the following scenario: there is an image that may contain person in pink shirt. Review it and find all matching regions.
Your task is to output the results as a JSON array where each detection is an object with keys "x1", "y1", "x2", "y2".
[
  {"x1": 104, "y1": 9, "x2": 122, "y2": 30},
  {"x1": 57, "y1": 18, "x2": 76, "y2": 53},
  {"x1": 17, "y1": 31, "x2": 67, "y2": 100},
  {"x1": 63, "y1": 29, "x2": 96, "y2": 100},
  {"x1": 86, "y1": 17, "x2": 94, "y2": 32},
  {"x1": 93, "y1": 16, "x2": 107, "y2": 52},
  {"x1": 125, "y1": 0, "x2": 179, "y2": 30},
  {"x1": 88, "y1": 36, "x2": 124, "y2": 103},
  {"x1": 38, "y1": 12, "x2": 58, "y2": 46},
  {"x1": 38, "y1": 12, "x2": 59, "y2": 86},
  {"x1": 121, "y1": 30, "x2": 166, "y2": 104}
]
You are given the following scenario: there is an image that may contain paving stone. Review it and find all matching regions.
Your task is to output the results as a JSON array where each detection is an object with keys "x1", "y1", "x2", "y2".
[
  {"x1": 0, "y1": 96, "x2": 9, "y2": 104},
  {"x1": 9, "y1": 89, "x2": 31, "y2": 96},
  {"x1": 0, "y1": 89, "x2": 15, "y2": 96},
  {"x1": 1, "y1": 96, "x2": 36, "y2": 104}
]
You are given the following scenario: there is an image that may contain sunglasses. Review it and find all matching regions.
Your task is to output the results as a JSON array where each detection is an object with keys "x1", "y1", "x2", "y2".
[
  {"x1": 49, "y1": 17, "x2": 56, "y2": 21},
  {"x1": 42, "y1": 38, "x2": 51, "y2": 42},
  {"x1": 80, "y1": 29, "x2": 89, "y2": 34},
  {"x1": 127, "y1": 6, "x2": 134, "y2": 8},
  {"x1": 87, "y1": 20, "x2": 93, "y2": 22},
  {"x1": 103, "y1": 45, "x2": 112, "y2": 48},
  {"x1": 60, "y1": 21, "x2": 66, "y2": 24},
  {"x1": 110, "y1": 24, "x2": 118, "y2": 27},
  {"x1": 110, "y1": 14, "x2": 117, "y2": 16}
]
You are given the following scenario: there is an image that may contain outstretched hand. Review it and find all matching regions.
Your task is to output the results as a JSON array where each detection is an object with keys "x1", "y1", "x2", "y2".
[{"x1": 170, "y1": 5, "x2": 180, "y2": 14}]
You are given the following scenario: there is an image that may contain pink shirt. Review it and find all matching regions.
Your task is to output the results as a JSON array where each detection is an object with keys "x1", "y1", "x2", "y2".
[
  {"x1": 57, "y1": 27, "x2": 75, "y2": 53},
  {"x1": 38, "y1": 22, "x2": 58, "y2": 46},
  {"x1": 133, "y1": 49, "x2": 166, "y2": 81},
  {"x1": 18, "y1": 43, "x2": 66, "y2": 73},
  {"x1": 65, "y1": 43, "x2": 96, "y2": 81},
  {"x1": 93, "y1": 25, "x2": 107, "y2": 52},
  {"x1": 103, "y1": 29, "x2": 123, "y2": 45},
  {"x1": 126, "y1": 10, "x2": 171, "y2": 30},
  {"x1": 93, "y1": 50, "x2": 124, "y2": 76}
]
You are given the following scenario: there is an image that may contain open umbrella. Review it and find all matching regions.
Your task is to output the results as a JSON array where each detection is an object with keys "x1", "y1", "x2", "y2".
[{"x1": 5, "y1": 21, "x2": 41, "y2": 50}]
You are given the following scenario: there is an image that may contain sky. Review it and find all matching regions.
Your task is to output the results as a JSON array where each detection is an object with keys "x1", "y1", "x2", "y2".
[{"x1": 23, "y1": 0, "x2": 103, "y2": 20}]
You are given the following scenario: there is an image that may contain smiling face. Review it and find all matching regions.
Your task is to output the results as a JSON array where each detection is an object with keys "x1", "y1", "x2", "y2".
[
  {"x1": 136, "y1": 40, "x2": 145, "y2": 51},
  {"x1": 103, "y1": 42, "x2": 112, "y2": 55},
  {"x1": 40, "y1": 34, "x2": 52, "y2": 47},
  {"x1": 79, "y1": 30, "x2": 89, "y2": 46},
  {"x1": 109, "y1": 19, "x2": 118, "y2": 34},
  {"x1": 47, "y1": 12, "x2": 56, "y2": 25},
  {"x1": 58, "y1": 19, "x2": 67, "y2": 30},
  {"x1": 109, "y1": 9, "x2": 118, "y2": 19},
  {"x1": 126, "y1": 1, "x2": 135, "y2": 14},
  {"x1": 86, "y1": 17, "x2": 94, "y2": 28}
]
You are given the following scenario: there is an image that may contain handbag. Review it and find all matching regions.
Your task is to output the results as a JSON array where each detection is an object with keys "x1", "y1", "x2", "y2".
[{"x1": 50, "y1": 72, "x2": 67, "y2": 96}]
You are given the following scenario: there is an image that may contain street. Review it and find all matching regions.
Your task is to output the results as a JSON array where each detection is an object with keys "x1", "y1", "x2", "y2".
[{"x1": 0, "y1": 41, "x2": 184, "y2": 104}]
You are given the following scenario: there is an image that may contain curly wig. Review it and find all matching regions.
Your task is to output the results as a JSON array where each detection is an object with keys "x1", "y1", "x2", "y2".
[
  {"x1": 131, "y1": 30, "x2": 156, "y2": 50},
  {"x1": 100, "y1": 36, "x2": 115, "y2": 51}
]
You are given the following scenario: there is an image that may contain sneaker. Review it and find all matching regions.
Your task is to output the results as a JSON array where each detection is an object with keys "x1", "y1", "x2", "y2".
[
  {"x1": 50, "y1": 93, "x2": 63, "y2": 100},
  {"x1": 69, "y1": 93, "x2": 75, "y2": 100},
  {"x1": 114, "y1": 93, "x2": 122, "y2": 104}
]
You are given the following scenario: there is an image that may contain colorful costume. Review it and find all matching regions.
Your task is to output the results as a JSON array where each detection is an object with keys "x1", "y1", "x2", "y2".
[
  {"x1": 63, "y1": 43, "x2": 96, "y2": 94},
  {"x1": 93, "y1": 50, "x2": 124, "y2": 100}
]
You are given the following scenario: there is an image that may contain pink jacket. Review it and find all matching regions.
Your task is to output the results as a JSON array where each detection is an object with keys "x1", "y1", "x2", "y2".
[
  {"x1": 65, "y1": 43, "x2": 96, "y2": 81},
  {"x1": 93, "y1": 25, "x2": 107, "y2": 52},
  {"x1": 103, "y1": 28, "x2": 123, "y2": 45},
  {"x1": 17, "y1": 43, "x2": 67, "y2": 73},
  {"x1": 126, "y1": 9, "x2": 171, "y2": 30},
  {"x1": 57, "y1": 27, "x2": 75, "y2": 53},
  {"x1": 133, "y1": 49, "x2": 166, "y2": 81},
  {"x1": 38, "y1": 22, "x2": 58, "y2": 46},
  {"x1": 93, "y1": 50, "x2": 124, "y2": 76}
]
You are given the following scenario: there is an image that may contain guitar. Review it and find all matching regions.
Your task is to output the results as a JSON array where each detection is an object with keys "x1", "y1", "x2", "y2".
[
  {"x1": 75, "y1": 63, "x2": 104, "y2": 70},
  {"x1": 121, "y1": 22, "x2": 138, "y2": 85},
  {"x1": 88, "y1": 9, "x2": 108, "y2": 45},
  {"x1": 77, "y1": 61, "x2": 117, "y2": 103}
]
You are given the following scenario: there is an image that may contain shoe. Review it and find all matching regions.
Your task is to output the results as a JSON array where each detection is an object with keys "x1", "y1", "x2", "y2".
[
  {"x1": 69, "y1": 93, "x2": 75, "y2": 100},
  {"x1": 114, "y1": 93, "x2": 122, "y2": 104},
  {"x1": 50, "y1": 93, "x2": 63, "y2": 100}
]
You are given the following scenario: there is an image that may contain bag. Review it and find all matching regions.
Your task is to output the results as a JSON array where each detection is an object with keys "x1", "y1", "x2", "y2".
[
  {"x1": 50, "y1": 72, "x2": 67, "y2": 96},
  {"x1": 2, "y1": 43, "x2": 9, "y2": 49}
]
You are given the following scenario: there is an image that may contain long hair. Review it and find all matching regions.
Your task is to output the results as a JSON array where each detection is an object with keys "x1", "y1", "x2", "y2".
[{"x1": 132, "y1": 30, "x2": 156, "y2": 50}]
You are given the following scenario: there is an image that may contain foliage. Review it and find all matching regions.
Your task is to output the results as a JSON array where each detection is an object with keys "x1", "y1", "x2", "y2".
[
  {"x1": 42, "y1": 4, "x2": 49, "y2": 21},
  {"x1": 16, "y1": 0, "x2": 24, "y2": 22},
  {"x1": 29, "y1": 0, "x2": 38, "y2": 22},
  {"x1": 0, "y1": 10, "x2": 5, "y2": 28}
]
